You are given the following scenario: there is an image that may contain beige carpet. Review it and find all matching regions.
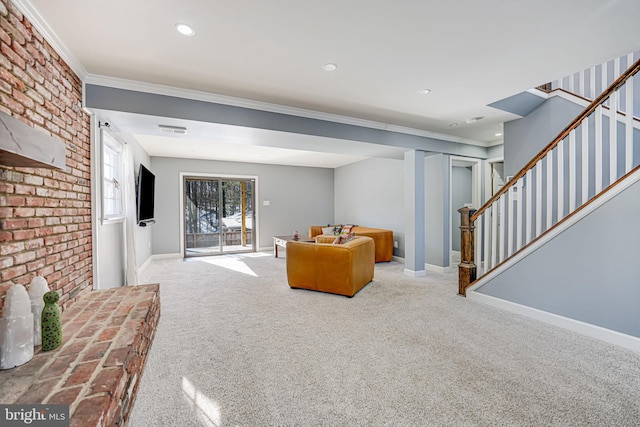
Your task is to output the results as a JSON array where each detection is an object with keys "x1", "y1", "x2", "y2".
[{"x1": 129, "y1": 252, "x2": 640, "y2": 426}]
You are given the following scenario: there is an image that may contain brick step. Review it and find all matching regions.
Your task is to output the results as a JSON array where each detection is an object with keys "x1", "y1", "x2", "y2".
[{"x1": 0, "y1": 284, "x2": 160, "y2": 426}]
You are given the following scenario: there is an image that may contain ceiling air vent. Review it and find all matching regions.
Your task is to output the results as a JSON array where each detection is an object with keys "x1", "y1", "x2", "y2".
[{"x1": 158, "y1": 125, "x2": 188, "y2": 135}]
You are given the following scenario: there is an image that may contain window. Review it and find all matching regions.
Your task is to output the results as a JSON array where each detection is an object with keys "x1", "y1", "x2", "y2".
[{"x1": 102, "y1": 133, "x2": 124, "y2": 220}]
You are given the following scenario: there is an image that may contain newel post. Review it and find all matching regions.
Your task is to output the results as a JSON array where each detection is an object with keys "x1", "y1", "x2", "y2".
[{"x1": 458, "y1": 207, "x2": 477, "y2": 296}]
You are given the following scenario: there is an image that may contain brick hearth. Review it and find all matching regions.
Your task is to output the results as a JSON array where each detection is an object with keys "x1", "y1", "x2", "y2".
[{"x1": 0, "y1": 284, "x2": 160, "y2": 426}]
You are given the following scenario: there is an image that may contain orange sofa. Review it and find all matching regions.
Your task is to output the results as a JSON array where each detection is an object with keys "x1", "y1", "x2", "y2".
[
  {"x1": 308, "y1": 225, "x2": 393, "y2": 262},
  {"x1": 286, "y1": 236, "x2": 375, "y2": 297}
]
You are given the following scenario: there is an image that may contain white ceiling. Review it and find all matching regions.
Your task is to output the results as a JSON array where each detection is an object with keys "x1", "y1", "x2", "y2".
[{"x1": 21, "y1": 0, "x2": 640, "y2": 167}]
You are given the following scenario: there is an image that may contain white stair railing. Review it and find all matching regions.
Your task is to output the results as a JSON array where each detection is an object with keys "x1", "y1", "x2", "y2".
[
  {"x1": 549, "y1": 52, "x2": 638, "y2": 106},
  {"x1": 458, "y1": 57, "x2": 640, "y2": 294}
]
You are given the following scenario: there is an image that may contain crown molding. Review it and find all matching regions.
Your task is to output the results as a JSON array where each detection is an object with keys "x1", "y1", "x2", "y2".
[
  {"x1": 85, "y1": 73, "x2": 488, "y2": 148},
  {"x1": 12, "y1": 0, "x2": 88, "y2": 80},
  {"x1": 486, "y1": 139, "x2": 504, "y2": 147}
]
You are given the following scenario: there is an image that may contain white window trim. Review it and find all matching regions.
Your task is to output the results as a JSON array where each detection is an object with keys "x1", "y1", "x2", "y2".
[{"x1": 101, "y1": 131, "x2": 125, "y2": 222}]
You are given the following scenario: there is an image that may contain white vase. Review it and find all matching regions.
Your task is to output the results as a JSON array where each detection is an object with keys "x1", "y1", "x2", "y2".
[
  {"x1": 0, "y1": 285, "x2": 34, "y2": 369},
  {"x1": 29, "y1": 276, "x2": 50, "y2": 346}
]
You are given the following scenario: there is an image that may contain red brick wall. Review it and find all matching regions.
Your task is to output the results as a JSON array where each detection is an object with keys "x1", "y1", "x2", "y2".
[{"x1": 0, "y1": 0, "x2": 92, "y2": 314}]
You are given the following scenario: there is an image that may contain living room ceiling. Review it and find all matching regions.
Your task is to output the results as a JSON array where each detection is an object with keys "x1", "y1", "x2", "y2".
[{"x1": 21, "y1": 0, "x2": 640, "y2": 167}]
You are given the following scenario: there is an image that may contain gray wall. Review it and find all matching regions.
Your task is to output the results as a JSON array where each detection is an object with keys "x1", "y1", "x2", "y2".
[
  {"x1": 149, "y1": 157, "x2": 334, "y2": 255},
  {"x1": 487, "y1": 144, "x2": 504, "y2": 160},
  {"x1": 334, "y1": 158, "x2": 405, "y2": 258},
  {"x1": 451, "y1": 166, "x2": 473, "y2": 251},
  {"x1": 476, "y1": 177, "x2": 640, "y2": 338},
  {"x1": 425, "y1": 153, "x2": 450, "y2": 268},
  {"x1": 504, "y1": 96, "x2": 583, "y2": 177}
]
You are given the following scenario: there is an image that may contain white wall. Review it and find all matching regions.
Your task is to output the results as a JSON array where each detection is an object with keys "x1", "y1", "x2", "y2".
[
  {"x1": 149, "y1": 157, "x2": 334, "y2": 255},
  {"x1": 334, "y1": 158, "x2": 405, "y2": 257}
]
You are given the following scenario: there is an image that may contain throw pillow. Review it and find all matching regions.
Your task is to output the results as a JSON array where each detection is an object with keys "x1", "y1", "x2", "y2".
[
  {"x1": 341, "y1": 224, "x2": 354, "y2": 235},
  {"x1": 322, "y1": 226, "x2": 334, "y2": 236},
  {"x1": 332, "y1": 233, "x2": 354, "y2": 244}
]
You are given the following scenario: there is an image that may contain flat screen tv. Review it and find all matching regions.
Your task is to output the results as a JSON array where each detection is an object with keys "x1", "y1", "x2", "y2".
[{"x1": 136, "y1": 164, "x2": 155, "y2": 226}]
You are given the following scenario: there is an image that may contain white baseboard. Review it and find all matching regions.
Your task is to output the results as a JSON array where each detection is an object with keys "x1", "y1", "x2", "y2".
[
  {"x1": 150, "y1": 253, "x2": 182, "y2": 260},
  {"x1": 391, "y1": 256, "x2": 404, "y2": 263},
  {"x1": 425, "y1": 263, "x2": 452, "y2": 274},
  {"x1": 138, "y1": 257, "x2": 153, "y2": 276},
  {"x1": 468, "y1": 291, "x2": 640, "y2": 353},
  {"x1": 404, "y1": 268, "x2": 426, "y2": 277}
]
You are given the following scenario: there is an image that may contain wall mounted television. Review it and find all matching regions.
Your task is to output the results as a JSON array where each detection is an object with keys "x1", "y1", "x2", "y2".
[{"x1": 136, "y1": 164, "x2": 156, "y2": 226}]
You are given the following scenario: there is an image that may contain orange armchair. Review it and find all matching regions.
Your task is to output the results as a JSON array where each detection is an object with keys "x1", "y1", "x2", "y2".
[{"x1": 285, "y1": 236, "x2": 375, "y2": 297}]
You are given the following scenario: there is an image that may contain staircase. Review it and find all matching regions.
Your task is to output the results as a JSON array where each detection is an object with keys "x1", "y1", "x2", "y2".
[{"x1": 458, "y1": 55, "x2": 640, "y2": 298}]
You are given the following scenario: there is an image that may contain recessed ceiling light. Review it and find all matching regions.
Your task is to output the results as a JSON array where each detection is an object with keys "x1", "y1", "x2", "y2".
[
  {"x1": 322, "y1": 63, "x2": 337, "y2": 72},
  {"x1": 417, "y1": 89, "x2": 431, "y2": 95},
  {"x1": 495, "y1": 132, "x2": 503, "y2": 137},
  {"x1": 465, "y1": 116, "x2": 484, "y2": 124},
  {"x1": 175, "y1": 23, "x2": 195, "y2": 36}
]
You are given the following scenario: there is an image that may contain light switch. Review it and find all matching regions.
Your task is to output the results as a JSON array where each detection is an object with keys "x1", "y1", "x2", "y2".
[{"x1": 263, "y1": 200, "x2": 270, "y2": 206}]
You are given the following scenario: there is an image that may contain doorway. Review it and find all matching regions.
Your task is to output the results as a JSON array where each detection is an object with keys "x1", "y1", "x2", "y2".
[
  {"x1": 183, "y1": 176, "x2": 256, "y2": 257},
  {"x1": 449, "y1": 156, "x2": 482, "y2": 267}
]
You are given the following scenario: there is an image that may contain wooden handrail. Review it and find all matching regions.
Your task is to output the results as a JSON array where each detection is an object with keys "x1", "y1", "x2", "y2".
[
  {"x1": 468, "y1": 163, "x2": 640, "y2": 285},
  {"x1": 471, "y1": 56, "x2": 640, "y2": 223}
]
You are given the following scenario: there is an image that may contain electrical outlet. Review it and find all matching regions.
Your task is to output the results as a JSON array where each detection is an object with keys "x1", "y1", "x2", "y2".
[{"x1": 393, "y1": 241, "x2": 399, "y2": 248}]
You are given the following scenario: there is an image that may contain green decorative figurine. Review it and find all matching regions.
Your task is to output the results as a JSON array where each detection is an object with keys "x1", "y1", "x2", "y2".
[{"x1": 41, "y1": 291, "x2": 61, "y2": 351}]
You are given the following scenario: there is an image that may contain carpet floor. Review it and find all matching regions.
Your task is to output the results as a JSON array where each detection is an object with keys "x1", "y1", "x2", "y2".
[{"x1": 129, "y1": 252, "x2": 640, "y2": 426}]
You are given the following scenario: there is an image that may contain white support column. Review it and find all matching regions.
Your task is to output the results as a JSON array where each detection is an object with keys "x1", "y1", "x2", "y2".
[
  {"x1": 595, "y1": 106, "x2": 603, "y2": 193},
  {"x1": 569, "y1": 131, "x2": 577, "y2": 213},
  {"x1": 557, "y1": 140, "x2": 564, "y2": 221},
  {"x1": 602, "y1": 61, "x2": 608, "y2": 107},
  {"x1": 476, "y1": 216, "x2": 483, "y2": 276},
  {"x1": 498, "y1": 194, "x2": 506, "y2": 262},
  {"x1": 581, "y1": 118, "x2": 590, "y2": 203},
  {"x1": 546, "y1": 151, "x2": 553, "y2": 230},
  {"x1": 615, "y1": 57, "x2": 621, "y2": 110},
  {"x1": 516, "y1": 178, "x2": 523, "y2": 251},
  {"x1": 484, "y1": 210, "x2": 490, "y2": 271},
  {"x1": 525, "y1": 169, "x2": 533, "y2": 244},
  {"x1": 535, "y1": 161, "x2": 543, "y2": 237},
  {"x1": 625, "y1": 64, "x2": 634, "y2": 173},
  {"x1": 490, "y1": 204, "x2": 498, "y2": 269},
  {"x1": 568, "y1": 73, "x2": 575, "y2": 93},
  {"x1": 507, "y1": 188, "x2": 514, "y2": 257},
  {"x1": 610, "y1": 90, "x2": 618, "y2": 185}
]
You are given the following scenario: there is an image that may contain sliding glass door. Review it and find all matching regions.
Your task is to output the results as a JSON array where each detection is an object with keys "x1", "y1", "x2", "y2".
[{"x1": 183, "y1": 177, "x2": 255, "y2": 257}]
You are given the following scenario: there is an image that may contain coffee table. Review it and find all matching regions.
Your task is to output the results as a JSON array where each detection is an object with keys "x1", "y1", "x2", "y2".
[{"x1": 273, "y1": 235, "x2": 313, "y2": 258}]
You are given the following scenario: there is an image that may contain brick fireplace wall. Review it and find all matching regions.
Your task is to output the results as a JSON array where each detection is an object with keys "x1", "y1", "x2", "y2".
[{"x1": 0, "y1": 0, "x2": 92, "y2": 314}]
